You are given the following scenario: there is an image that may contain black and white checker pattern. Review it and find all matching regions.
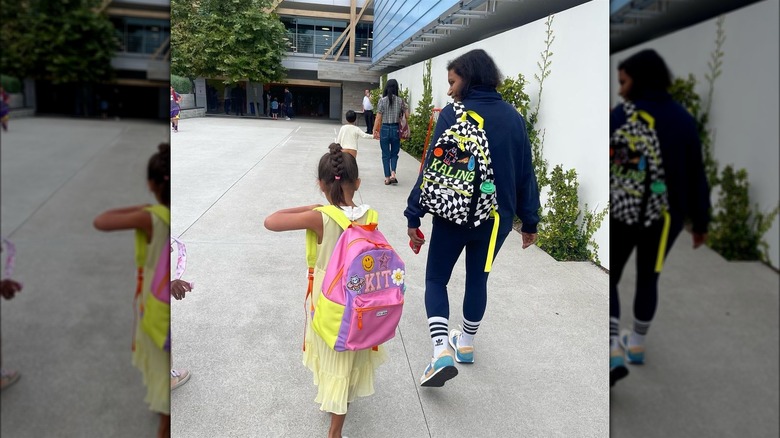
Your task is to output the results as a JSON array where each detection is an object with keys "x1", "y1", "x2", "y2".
[
  {"x1": 420, "y1": 102, "x2": 498, "y2": 228},
  {"x1": 610, "y1": 102, "x2": 669, "y2": 227}
]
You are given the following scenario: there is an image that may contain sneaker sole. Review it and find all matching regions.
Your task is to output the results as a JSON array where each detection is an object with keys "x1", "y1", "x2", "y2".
[
  {"x1": 610, "y1": 365, "x2": 629, "y2": 386},
  {"x1": 448, "y1": 336, "x2": 474, "y2": 364},
  {"x1": 420, "y1": 365, "x2": 458, "y2": 387}
]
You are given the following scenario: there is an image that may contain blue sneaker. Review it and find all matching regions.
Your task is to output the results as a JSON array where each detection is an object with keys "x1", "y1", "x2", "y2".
[
  {"x1": 448, "y1": 329, "x2": 474, "y2": 364},
  {"x1": 620, "y1": 331, "x2": 645, "y2": 364},
  {"x1": 420, "y1": 350, "x2": 458, "y2": 387},
  {"x1": 610, "y1": 347, "x2": 629, "y2": 387}
]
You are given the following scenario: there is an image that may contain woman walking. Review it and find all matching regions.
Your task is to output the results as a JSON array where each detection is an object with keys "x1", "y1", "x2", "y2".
[{"x1": 372, "y1": 79, "x2": 409, "y2": 185}]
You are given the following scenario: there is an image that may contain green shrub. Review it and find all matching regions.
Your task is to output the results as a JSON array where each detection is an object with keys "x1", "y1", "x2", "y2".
[
  {"x1": 0, "y1": 75, "x2": 22, "y2": 93},
  {"x1": 171, "y1": 74, "x2": 192, "y2": 94},
  {"x1": 669, "y1": 75, "x2": 719, "y2": 188},
  {"x1": 708, "y1": 165, "x2": 780, "y2": 262},
  {"x1": 497, "y1": 73, "x2": 548, "y2": 189},
  {"x1": 402, "y1": 59, "x2": 433, "y2": 159},
  {"x1": 537, "y1": 165, "x2": 608, "y2": 264}
]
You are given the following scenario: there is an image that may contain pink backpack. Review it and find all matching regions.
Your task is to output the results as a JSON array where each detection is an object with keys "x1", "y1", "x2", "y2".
[{"x1": 305, "y1": 206, "x2": 406, "y2": 352}]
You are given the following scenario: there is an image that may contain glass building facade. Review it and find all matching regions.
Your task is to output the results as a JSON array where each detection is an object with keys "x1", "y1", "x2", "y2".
[
  {"x1": 110, "y1": 16, "x2": 170, "y2": 55},
  {"x1": 280, "y1": 16, "x2": 373, "y2": 59}
]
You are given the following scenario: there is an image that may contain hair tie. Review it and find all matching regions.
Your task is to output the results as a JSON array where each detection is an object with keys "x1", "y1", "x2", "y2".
[{"x1": 334, "y1": 175, "x2": 341, "y2": 180}]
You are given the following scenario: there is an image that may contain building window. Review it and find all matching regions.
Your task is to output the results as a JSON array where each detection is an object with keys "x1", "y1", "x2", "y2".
[
  {"x1": 111, "y1": 17, "x2": 170, "y2": 55},
  {"x1": 280, "y1": 16, "x2": 371, "y2": 59}
]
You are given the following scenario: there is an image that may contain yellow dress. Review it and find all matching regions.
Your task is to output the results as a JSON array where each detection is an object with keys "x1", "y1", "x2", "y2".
[
  {"x1": 131, "y1": 209, "x2": 170, "y2": 415},
  {"x1": 302, "y1": 206, "x2": 387, "y2": 415}
]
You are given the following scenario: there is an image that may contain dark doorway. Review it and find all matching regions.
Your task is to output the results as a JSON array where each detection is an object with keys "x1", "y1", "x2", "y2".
[
  {"x1": 35, "y1": 81, "x2": 167, "y2": 120},
  {"x1": 268, "y1": 84, "x2": 331, "y2": 119}
]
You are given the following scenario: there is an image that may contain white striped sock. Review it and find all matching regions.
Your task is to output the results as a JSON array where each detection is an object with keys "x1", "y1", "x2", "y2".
[{"x1": 428, "y1": 317, "x2": 449, "y2": 357}]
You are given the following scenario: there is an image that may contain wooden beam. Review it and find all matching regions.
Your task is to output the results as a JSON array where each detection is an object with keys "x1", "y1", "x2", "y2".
[
  {"x1": 151, "y1": 35, "x2": 170, "y2": 60},
  {"x1": 349, "y1": 0, "x2": 356, "y2": 63},
  {"x1": 274, "y1": 8, "x2": 373, "y2": 22},
  {"x1": 333, "y1": 0, "x2": 372, "y2": 62},
  {"x1": 106, "y1": 7, "x2": 170, "y2": 19}
]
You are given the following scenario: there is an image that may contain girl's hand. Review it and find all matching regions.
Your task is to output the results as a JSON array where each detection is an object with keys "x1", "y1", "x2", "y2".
[
  {"x1": 0, "y1": 279, "x2": 23, "y2": 300},
  {"x1": 171, "y1": 279, "x2": 192, "y2": 300}
]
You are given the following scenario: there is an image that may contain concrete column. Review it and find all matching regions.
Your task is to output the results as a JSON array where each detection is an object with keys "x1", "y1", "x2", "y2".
[
  {"x1": 194, "y1": 78, "x2": 206, "y2": 108},
  {"x1": 23, "y1": 79, "x2": 36, "y2": 110}
]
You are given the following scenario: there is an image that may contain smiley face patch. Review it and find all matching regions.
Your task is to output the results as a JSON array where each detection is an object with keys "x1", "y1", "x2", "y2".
[{"x1": 362, "y1": 255, "x2": 375, "y2": 272}]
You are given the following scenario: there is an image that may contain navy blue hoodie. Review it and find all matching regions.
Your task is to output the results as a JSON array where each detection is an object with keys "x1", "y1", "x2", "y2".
[
  {"x1": 610, "y1": 91, "x2": 710, "y2": 233},
  {"x1": 404, "y1": 86, "x2": 540, "y2": 234}
]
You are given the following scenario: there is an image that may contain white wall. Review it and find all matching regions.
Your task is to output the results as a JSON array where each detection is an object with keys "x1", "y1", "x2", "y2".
[
  {"x1": 611, "y1": 0, "x2": 780, "y2": 269},
  {"x1": 389, "y1": 1, "x2": 611, "y2": 268}
]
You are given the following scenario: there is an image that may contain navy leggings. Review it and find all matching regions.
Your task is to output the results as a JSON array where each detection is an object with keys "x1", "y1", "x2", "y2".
[
  {"x1": 609, "y1": 217, "x2": 683, "y2": 322},
  {"x1": 425, "y1": 216, "x2": 510, "y2": 322}
]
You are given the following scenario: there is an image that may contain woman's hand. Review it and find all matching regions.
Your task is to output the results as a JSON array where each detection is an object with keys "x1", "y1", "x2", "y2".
[
  {"x1": 408, "y1": 228, "x2": 425, "y2": 246},
  {"x1": 521, "y1": 232, "x2": 537, "y2": 249}
]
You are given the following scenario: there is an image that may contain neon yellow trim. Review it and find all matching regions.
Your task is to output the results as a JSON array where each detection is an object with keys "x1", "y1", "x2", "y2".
[
  {"x1": 311, "y1": 294, "x2": 346, "y2": 349},
  {"x1": 134, "y1": 205, "x2": 170, "y2": 268},
  {"x1": 315, "y1": 205, "x2": 352, "y2": 230},
  {"x1": 305, "y1": 229, "x2": 318, "y2": 269},
  {"x1": 655, "y1": 210, "x2": 671, "y2": 273},
  {"x1": 365, "y1": 209, "x2": 379, "y2": 224},
  {"x1": 634, "y1": 110, "x2": 656, "y2": 129},
  {"x1": 141, "y1": 295, "x2": 170, "y2": 350},
  {"x1": 460, "y1": 110, "x2": 484, "y2": 129},
  {"x1": 484, "y1": 209, "x2": 500, "y2": 272}
]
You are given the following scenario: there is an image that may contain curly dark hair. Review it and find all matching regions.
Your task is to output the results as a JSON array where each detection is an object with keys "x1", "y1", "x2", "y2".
[
  {"x1": 618, "y1": 49, "x2": 672, "y2": 101},
  {"x1": 446, "y1": 49, "x2": 502, "y2": 99}
]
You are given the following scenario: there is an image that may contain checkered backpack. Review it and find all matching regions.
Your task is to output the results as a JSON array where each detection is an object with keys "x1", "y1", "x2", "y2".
[
  {"x1": 419, "y1": 102, "x2": 500, "y2": 271},
  {"x1": 610, "y1": 102, "x2": 669, "y2": 227}
]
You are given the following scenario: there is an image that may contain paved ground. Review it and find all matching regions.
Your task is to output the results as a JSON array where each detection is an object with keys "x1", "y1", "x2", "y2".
[
  {"x1": 1, "y1": 117, "x2": 169, "y2": 437},
  {"x1": 169, "y1": 116, "x2": 609, "y2": 437},
  {"x1": 611, "y1": 237, "x2": 779, "y2": 437},
  {"x1": 3, "y1": 115, "x2": 775, "y2": 438}
]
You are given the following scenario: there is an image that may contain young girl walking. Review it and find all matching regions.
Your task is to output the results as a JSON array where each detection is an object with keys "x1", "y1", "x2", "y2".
[
  {"x1": 93, "y1": 143, "x2": 172, "y2": 438},
  {"x1": 264, "y1": 143, "x2": 387, "y2": 438}
]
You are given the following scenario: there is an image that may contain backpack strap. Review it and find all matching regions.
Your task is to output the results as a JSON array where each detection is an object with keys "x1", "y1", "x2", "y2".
[
  {"x1": 130, "y1": 204, "x2": 170, "y2": 351},
  {"x1": 484, "y1": 208, "x2": 500, "y2": 272}
]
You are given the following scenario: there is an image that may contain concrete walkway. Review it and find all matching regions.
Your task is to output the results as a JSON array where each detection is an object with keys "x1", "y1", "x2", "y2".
[
  {"x1": 1, "y1": 117, "x2": 169, "y2": 437},
  {"x1": 611, "y1": 236, "x2": 779, "y2": 437},
  {"x1": 169, "y1": 117, "x2": 609, "y2": 437}
]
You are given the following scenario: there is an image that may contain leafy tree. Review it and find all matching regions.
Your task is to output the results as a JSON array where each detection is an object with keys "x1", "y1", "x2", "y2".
[
  {"x1": 0, "y1": 0, "x2": 116, "y2": 84},
  {"x1": 171, "y1": 0, "x2": 287, "y2": 84}
]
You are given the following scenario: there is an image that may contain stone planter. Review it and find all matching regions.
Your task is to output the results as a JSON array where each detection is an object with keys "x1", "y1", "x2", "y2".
[{"x1": 8, "y1": 93, "x2": 24, "y2": 109}]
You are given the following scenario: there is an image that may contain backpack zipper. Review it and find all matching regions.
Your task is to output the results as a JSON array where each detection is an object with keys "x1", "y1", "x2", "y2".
[
  {"x1": 356, "y1": 300, "x2": 405, "y2": 329},
  {"x1": 422, "y1": 177, "x2": 471, "y2": 197}
]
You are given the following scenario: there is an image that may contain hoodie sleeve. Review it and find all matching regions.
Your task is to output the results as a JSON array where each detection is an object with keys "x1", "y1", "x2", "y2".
[
  {"x1": 514, "y1": 116, "x2": 541, "y2": 233},
  {"x1": 404, "y1": 104, "x2": 456, "y2": 228},
  {"x1": 686, "y1": 120, "x2": 711, "y2": 233}
]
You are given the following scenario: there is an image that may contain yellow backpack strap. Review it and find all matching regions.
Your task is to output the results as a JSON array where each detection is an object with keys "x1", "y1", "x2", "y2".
[
  {"x1": 483, "y1": 208, "x2": 500, "y2": 272},
  {"x1": 133, "y1": 205, "x2": 171, "y2": 268},
  {"x1": 365, "y1": 208, "x2": 379, "y2": 224},
  {"x1": 130, "y1": 204, "x2": 170, "y2": 351},
  {"x1": 314, "y1": 205, "x2": 352, "y2": 230}
]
